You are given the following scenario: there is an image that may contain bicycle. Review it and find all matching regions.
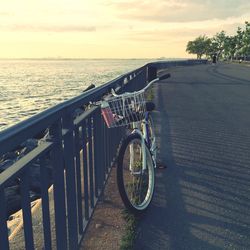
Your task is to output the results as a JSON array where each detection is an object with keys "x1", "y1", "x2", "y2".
[{"x1": 100, "y1": 73, "x2": 171, "y2": 214}]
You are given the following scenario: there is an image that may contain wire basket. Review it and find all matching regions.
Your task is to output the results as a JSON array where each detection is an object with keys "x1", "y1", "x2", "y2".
[{"x1": 101, "y1": 91, "x2": 146, "y2": 128}]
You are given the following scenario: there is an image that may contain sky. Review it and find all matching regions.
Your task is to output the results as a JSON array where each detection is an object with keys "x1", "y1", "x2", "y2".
[{"x1": 0, "y1": 0, "x2": 250, "y2": 59}]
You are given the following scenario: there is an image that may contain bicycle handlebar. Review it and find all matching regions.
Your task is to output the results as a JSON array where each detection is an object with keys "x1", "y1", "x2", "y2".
[
  {"x1": 84, "y1": 73, "x2": 171, "y2": 100},
  {"x1": 159, "y1": 73, "x2": 171, "y2": 81},
  {"x1": 83, "y1": 84, "x2": 96, "y2": 92},
  {"x1": 112, "y1": 73, "x2": 171, "y2": 97}
]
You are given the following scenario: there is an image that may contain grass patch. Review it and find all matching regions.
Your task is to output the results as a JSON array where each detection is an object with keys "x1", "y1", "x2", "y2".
[{"x1": 120, "y1": 210, "x2": 138, "y2": 250}]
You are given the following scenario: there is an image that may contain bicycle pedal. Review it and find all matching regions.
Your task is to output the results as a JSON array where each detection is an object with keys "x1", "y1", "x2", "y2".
[
  {"x1": 130, "y1": 171, "x2": 143, "y2": 175},
  {"x1": 156, "y1": 161, "x2": 167, "y2": 169}
]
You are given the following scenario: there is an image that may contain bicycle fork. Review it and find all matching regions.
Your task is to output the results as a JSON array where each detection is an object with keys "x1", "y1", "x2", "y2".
[
  {"x1": 143, "y1": 119, "x2": 157, "y2": 168},
  {"x1": 129, "y1": 129, "x2": 147, "y2": 174}
]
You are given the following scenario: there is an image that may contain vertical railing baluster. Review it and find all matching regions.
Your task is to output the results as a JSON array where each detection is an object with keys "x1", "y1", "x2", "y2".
[
  {"x1": 113, "y1": 128, "x2": 115, "y2": 158},
  {"x1": 40, "y1": 157, "x2": 52, "y2": 250},
  {"x1": 109, "y1": 128, "x2": 112, "y2": 167},
  {"x1": 105, "y1": 126, "x2": 110, "y2": 174},
  {"x1": 101, "y1": 120, "x2": 105, "y2": 187},
  {"x1": 113, "y1": 128, "x2": 117, "y2": 161},
  {"x1": 99, "y1": 117, "x2": 105, "y2": 191},
  {"x1": 116, "y1": 127, "x2": 119, "y2": 152},
  {"x1": 92, "y1": 111, "x2": 97, "y2": 198},
  {"x1": 107, "y1": 127, "x2": 111, "y2": 168},
  {"x1": 105, "y1": 125, "x2": 109, "y2": 174},
  {"x1": 93, "y1": 109, "x2": 101, "y2": 198},
  {"x1": 74, "y1": 127, "x2": 84, "y2": 235},
  {"x1": 108, "y1": 126, "x2": 111, "y2": 169},
  {"x1": 112, "y1": 128, "x2": 115, "y2": 162},
  {"x1": 82, "y1": 120, "x2": 89, "y2": 220},
  {"x1": 50, "y1": 121, "x2": 67, "y2": 250},
  {"x1": 120, "y1": 127, "x2": 124, "y2": 147},
  {"x1": 114, "y1": 128, "x2": 116, "y2": 162},
  {"x1": 109, "y1": 127, "x2": 112, "y2": 167},
  {"x1": 20, "y1": 167, "x2": 34, "y2": 250},
  {"x1": 115, "y1": 128, "x2": 119, "y2": 153},
  {"x1": 88, "y1": 117, "x2": 94, "y2": 208},
  {"x1": 0, "y1": 188, "x2": 9, "y2": 250},
  {"x1": 63, "y1": 113, "x2": 78, "y2": 250}
]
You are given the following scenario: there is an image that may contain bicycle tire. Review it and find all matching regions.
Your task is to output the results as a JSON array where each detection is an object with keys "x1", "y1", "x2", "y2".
[{"x1": 117, "y1": 133, "x2": 155, "y2": 214}]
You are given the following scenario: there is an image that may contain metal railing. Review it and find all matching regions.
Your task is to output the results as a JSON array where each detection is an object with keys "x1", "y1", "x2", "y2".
[{"x1": 0, "y1": 59, "x2": 207, "y2": 250}]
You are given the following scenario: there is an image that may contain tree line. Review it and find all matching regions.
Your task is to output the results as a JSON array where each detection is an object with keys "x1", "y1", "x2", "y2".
[{"x1": 186, "y1": 21, "x2": 250, "y2": 61}]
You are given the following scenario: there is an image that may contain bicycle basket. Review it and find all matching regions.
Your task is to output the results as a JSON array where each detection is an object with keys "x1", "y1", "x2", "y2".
[{"x1": 101, "y1": 91, "x2": 146, "y2": 128}]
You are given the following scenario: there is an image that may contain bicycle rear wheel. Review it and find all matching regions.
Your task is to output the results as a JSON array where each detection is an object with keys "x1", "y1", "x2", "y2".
[{"x1": 117, "y1": 133, "x2": 155, "y2": 214}]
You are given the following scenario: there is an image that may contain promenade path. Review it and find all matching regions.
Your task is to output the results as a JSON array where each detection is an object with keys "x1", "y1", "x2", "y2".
[{"x1": 134, "y1": 63, "x2": 250, "y2": 250}]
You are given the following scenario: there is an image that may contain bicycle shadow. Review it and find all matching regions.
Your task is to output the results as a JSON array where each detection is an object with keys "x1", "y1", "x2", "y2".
[{"x1": 135, "y1": 85, "x2": 218, "y2": 250}]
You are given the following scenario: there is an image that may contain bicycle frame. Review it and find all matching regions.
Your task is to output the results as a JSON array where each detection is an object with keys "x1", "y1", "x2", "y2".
[{"x1": 128, "y1": 113, "x2": 156, "y2": 173}]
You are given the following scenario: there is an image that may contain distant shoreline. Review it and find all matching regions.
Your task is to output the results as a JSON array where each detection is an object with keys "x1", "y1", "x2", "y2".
[{"x1": 0, "y1": 57, "x2": 191, "y2": 61}]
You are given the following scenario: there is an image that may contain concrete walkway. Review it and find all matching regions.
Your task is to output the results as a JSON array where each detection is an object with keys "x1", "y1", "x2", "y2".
[{"x1": 134, "y1": 63, "x2": 250, "y2": 250}]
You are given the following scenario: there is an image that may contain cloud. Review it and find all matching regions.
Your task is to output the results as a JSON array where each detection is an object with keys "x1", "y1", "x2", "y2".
[
  {"x1": 118, "y1": 28, "x2": 209, "y2": 43},
  {"x1": 0, "y1": 12, "x2": 12, "y2": 16},
  {"x1": 106, "y1": 0, "x2": 250, "y2": 22},
  {"x1": 116, "y1": 19, "x2": 249, "y2": 44},
  {"x1": 2, "y1": 24, "x2": 96, "y2": 33}
]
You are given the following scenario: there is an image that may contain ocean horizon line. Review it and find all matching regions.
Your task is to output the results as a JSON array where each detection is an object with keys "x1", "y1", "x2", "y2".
[{"x1": 0, "y1": 57, "x2": 190, "y2": 61}]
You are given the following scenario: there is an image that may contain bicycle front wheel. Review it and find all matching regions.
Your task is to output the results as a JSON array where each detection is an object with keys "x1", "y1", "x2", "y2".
[{"x1": 117, "y1": 133, "x2": 155, "y2": 214}]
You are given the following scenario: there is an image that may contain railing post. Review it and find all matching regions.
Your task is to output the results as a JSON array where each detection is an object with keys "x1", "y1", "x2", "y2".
[
  {"x1": 0, "y1": 188, "x2": 9, "y2": 250},
  {"x1": 99, "y1": 118, "x2": 106, "y2": 195},
  {"x1": 100, "y1": 115, "x2": 105, "y2": 192},
  {"x1": 63, "y1": 113, "x2": 78, "y2": 250},
  {"x1": 20, "y1": 167, "x2": 34, "y2": 250},
  {"x1": 74, "y1": 127, "x2": 84, "y2": 235},
  {"x1": 93, "y1": 110, "x2": 100, "y2": 198},
  {"x1": 147, "y1": 65, "x2": 157, "y2": 82},
  {"x1": 40, "y1": 157, "x2": 52, "y2": 250},
  {"x1": 50, "y1": 121, "x2": 68, "y2": 250},
  {"x1": 87, "y1": 117, "x2": 94, "y2": 208},
  {"x1": 82, "y1": 120, "x2": 89, "y2": 220},
  {"x1": 104, "y1": 124, "x2": 109, "y2": 175}
]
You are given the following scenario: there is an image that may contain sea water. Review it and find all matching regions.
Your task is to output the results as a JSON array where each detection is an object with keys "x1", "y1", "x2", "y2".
[{"x1": 0, "y1": 59, "x2": 153, "y2": 131}]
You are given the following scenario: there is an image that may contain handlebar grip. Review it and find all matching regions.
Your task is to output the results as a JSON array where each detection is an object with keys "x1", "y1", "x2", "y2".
[
  {"x1": 83, "y1": 84, "x2": 96, "y2": 92},
  {"x1": 159, "y1": 73, "x2": 171, "y2": 81}
]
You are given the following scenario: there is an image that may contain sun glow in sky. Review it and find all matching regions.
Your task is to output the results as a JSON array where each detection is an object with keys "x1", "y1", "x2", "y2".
[{"x1": 1, "y1": 0, "x2": 250, "y2": 58}]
